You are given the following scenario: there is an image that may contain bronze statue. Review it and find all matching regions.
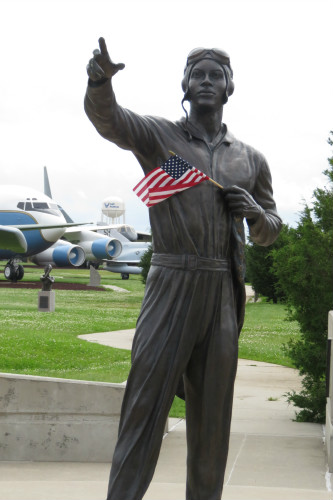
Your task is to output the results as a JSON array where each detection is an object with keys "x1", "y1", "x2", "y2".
[
  {"x1": 85, "y1": 38, "x2": 282, "y2": 500},
  {"x1": 40, "y1": 264, "x2": 54, "y2": 291}
]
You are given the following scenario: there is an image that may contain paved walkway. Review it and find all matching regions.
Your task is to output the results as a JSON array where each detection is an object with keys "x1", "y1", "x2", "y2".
[{"x1": 0, "y1": 329, "x2": 332, "y2": 500}]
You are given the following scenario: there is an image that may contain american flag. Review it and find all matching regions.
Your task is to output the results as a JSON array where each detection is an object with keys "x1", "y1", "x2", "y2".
[{"x1": 133, "y1": 154, "x2": 210, "y2": 207}]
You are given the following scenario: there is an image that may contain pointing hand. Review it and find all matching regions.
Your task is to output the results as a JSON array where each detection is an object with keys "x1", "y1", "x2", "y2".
[{"x1": 87, "y1": 37, "x2": 125, "y2": 82}]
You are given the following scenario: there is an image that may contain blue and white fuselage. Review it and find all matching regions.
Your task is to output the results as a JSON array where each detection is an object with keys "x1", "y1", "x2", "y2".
[
  {"x1": 0, "y1": 185, "x2": 68, "y2": 260},
  {"x1": 0, "y1": 185, "x2": 87, "y2": 280}
]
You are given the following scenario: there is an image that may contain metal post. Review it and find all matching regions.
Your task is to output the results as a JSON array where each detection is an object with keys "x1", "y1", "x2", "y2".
[{"x1": 326, "y1": 311, "x2": 333, "y2": 472}]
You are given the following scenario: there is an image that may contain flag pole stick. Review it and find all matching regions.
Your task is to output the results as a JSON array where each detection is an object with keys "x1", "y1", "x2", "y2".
[
  {"x1": 208, "y1": 178, "x2": 224, "y2": 190},
  {"x1": 168, "y1": 150, "x2": 224, "y2": 190}
]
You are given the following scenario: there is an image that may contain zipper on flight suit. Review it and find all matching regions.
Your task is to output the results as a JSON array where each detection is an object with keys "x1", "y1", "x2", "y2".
[{"x1": 206, "y1": 139, "x2": 231, "y2": 259}]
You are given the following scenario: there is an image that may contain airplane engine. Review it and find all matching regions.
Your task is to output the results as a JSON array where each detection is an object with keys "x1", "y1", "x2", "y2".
[
  {"x1": 79, "y1": 237, "x2": 122, "y2": 261},
  {"x1": 31, "y1": 242, "x2": 86, "y2": 267}
]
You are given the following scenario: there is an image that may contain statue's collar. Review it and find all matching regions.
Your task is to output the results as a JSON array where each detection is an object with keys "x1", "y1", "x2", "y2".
[{"x1": 179, "y1": 118, "x2": 234, "y2": 145}]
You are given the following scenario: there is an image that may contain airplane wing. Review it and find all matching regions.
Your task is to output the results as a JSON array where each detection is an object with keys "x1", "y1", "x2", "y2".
[
  {"x1": 64, "y1": 224, "x2": 121, "y2": 233},
  {"x1": 0, "y1": 226, "x2": 28, "y2": 253},
  {"x1": 103, "y1": 261, "x2": 143, "y2": 275},
  {"x1": 62, "y1": 227, "x2": 126, "y2": 242},
  {"x1": 0, "y1": 222, "x2": 91, "y2": 254},
  {"x1": 77, "y1": 226, "x2": 151, "y2": 241},
  {"x1": 10, "y1": 222, "x2": 92, "y2": 231},
  {"x1": 65, "y1": 224, "x2": 152, "y2": 243}
]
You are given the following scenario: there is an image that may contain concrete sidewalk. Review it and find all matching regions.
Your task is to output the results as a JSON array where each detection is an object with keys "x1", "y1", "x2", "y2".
[{"x1": 0, "y1": 330, "x2": 332, "y2": 500}]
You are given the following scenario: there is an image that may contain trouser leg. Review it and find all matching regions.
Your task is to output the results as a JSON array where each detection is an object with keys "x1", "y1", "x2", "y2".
[
  {"x1": 106, "y1": 349, "x2": 183, "y2": 500},
  {"x1": 106, "y1": 266, "x2": 204, "y2": 500},
  {"x1": 185, "y1": 273, "x2": 238, "y2": 500}
]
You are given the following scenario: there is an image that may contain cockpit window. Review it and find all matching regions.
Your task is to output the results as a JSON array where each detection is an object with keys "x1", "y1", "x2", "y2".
[
  {"x1": 16, "y1": 199, "x2": 62, "y2": 215},
  {"x1": 32, "y1": 202, "x2": 49, "y2": 209}
]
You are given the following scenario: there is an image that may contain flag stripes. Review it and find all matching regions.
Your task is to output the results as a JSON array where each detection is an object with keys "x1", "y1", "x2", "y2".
[{"x1": 133, "y1": 154, "x2": 209, "y2": 207}]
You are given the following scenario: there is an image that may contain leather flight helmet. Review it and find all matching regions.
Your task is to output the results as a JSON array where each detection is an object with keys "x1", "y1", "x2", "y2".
[{"x1": 181, "y1": 48, "x2": 234, "y2": 105}]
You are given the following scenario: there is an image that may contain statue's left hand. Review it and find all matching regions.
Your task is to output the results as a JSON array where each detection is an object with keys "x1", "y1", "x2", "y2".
[{"x1": 223, "y1": 185, "x2": 262, "y2": 223}]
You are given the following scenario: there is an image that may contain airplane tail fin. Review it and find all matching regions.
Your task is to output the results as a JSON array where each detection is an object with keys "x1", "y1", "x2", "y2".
[
  {"x1": 44, "y1": 166, "x2": 52, "y2": 198},
  {"x1": 43, "y1": 166, "x2": 74, "y2": 223}
]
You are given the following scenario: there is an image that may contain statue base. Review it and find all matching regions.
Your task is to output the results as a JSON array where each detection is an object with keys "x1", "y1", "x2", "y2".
[
  {"x1": 89, "y1": 265, "x2": 101, "y2": 286},
  {"x1": 38, "y1": 290, "x2": 55, "y2": 312}
]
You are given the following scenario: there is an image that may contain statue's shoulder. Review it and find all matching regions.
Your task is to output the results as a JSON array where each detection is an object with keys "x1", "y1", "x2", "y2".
[{"x1": 226, "y1": 129, "x2": 268, "y2": 166}]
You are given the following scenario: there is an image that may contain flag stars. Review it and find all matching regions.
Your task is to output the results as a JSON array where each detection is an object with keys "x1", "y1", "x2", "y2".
[{"x1": 161, "y1": 157, "x2": 192, "y2": 179}]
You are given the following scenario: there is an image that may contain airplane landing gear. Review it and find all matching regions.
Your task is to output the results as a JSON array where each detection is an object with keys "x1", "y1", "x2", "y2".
[
  {"x1": 121, "y1": 273, "x2": 129, "y2": 280},
  {"x1": 4, "y1": 260, "x2": 24, "y2": 282}
]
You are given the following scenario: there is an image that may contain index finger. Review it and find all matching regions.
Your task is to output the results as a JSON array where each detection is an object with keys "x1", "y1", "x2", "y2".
[{"x1": 98, "y1": 37, "x2": 108, "y2": 55}]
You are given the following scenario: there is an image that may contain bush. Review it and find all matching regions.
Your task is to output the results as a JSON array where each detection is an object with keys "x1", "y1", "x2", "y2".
[
  {"x1": 246, "y1": 225, "x2": 289, "y2": 303},
  {"x1": 139, "y1": 245, "x2": 152, "y2": 284},
  {"x1": 273, "y1": 133, "x2": 333, "y2": 422}
]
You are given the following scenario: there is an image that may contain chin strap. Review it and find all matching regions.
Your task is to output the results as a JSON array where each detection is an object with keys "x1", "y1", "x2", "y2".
[{"x1": 181, "y1": 97, "x2": 193, "y2": 141}]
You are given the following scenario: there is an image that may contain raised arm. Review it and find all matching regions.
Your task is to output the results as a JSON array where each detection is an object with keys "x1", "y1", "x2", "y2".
[{"x1": 84, "y1": 38, "x2": 156, "y2": 159}]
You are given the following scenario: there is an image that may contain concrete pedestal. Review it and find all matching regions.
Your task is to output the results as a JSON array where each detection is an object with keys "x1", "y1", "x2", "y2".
[
  {"x1": 88, "y1": 266, "x2": 101, "y2": 286},
  {"x1": 0, "y1": 373, "x2": 126, "y2": 461},
  {"x1": 38, "y1": 290, "x2": 55, "y2": 312}
]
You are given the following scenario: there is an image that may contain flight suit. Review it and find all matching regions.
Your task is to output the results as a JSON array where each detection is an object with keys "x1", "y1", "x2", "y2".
[{"x1": 84, "y1": 80, "x2": 282, "y2": 500}]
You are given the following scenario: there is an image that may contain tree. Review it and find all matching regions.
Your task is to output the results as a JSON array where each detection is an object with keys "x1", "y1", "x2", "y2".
[
  {"x1": 139, "y1": 245, "x2": 152, "y2": 284},
  {"x1": 273, "y1": 133, "x2": 333, "y2": 422},
  {"x1": 245, "y1": 225, "x2": 289, "y2": 303}
]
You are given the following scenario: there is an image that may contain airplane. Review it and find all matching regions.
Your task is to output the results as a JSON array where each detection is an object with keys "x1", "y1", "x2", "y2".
[
  {"x1": 31, "y1": 220, "x2": 151, "y2": 280},
  {"x1": 91, "y1": 225, "x2": 151, "y2": 279},
  {"x1": 30, "y1": 168, "x2": 151, "y2": 279},
  {"x1": 0, "y1": 185, "x2": 87, "y2": 281},
  {"x1": 30, "y1": 223, "x2": 123, "y2": 270}
]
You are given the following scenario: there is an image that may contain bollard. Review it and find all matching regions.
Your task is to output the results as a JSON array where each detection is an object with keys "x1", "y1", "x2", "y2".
[{"x1": 326, "y1": 311, "x2": 333, "y2": 472}]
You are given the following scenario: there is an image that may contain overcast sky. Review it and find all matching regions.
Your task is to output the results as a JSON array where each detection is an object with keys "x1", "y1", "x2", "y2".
[{"x1": 1, "y1": 0, "x2": 332, "y2": 231}]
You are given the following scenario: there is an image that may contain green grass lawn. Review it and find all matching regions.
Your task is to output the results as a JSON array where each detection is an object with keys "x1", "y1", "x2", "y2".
[
  {"x1": 0, "y1": 262, "x2": 300, "y2": 417},
  {"x1": 3, "y1": 262, "x2": 141, "y2": 287},
  {"x1": 239, "y1": 301, "x2": 299, "y2": 368},
  {"x1": 0, "y1": 266, "x2": 141, "y2": 383}
]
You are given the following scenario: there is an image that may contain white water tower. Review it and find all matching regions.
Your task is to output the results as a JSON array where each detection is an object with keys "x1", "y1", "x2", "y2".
[{"x1": 101, "y1": 196, "x2": 125, "y2": 223}]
